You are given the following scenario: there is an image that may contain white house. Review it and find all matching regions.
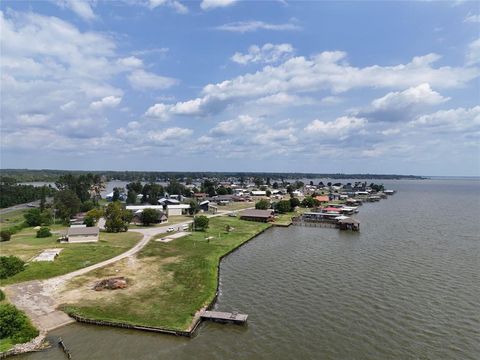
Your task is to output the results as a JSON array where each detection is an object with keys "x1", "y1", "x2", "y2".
[
  {"x1": 166, "y1": 204, "x2": 190, "y2": 216},
  {"x1": 251, "y1": 190, "x2": 267, "y2": 196},
  {"x1": 126, "y1": 205, "x2": 164, "y2": 211},
  {"x1": 67, "y1": 226, "x2": 99, "y2": 243}
]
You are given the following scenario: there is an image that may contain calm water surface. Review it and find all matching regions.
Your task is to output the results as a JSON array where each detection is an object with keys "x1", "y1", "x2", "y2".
[{"x1": 19, "y1": 179, "x2": 480, "y2": 359}]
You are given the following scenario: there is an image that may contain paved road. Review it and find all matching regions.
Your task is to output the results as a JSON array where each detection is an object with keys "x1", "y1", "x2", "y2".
[{"x1": 0, "y1": 198, "x2": 53, "y2": 215}]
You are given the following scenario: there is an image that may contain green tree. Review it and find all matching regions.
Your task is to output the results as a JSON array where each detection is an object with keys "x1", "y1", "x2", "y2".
[
  {"x1": 0, "y1": 256, "x2": 25, "y2": 279},
  {"x1": 112, "y1": 188, "x2": 120, "y2": 202},
  {"x1": 301, "y1": 196, "x2": 315, "y2": 208},
  {"x1": 188, "y1": 200, "x2": 200, "y2": 215},
  {"x1": 141, "y1": 208, "x2": 160, "y2": 226},
  {"x1": 24, "y1": 208, "x2": 42, "y2": 226},
  {"x1": 255, "y1": 199, "x2": 270, "y2": 210},
  {"x1": 84, "y1": 216, "x2": 96, "y2": 227},
  {"x1": 126, "y1": 181, "x2": 143, "y2": 194},
  {"x1": 275, "y1": 200, "x2": 292, "y2": 214},
  {"x1": 104, "y1": 201, "x2": 131, "y2": 232},
  {"x1": 126, "y1": 190, "x2": 137, "y2": 204},
  {"x1": 36, "y1": 227, "x2": 51, "y2": 238},
  {"x1": 272, "y1": 182, "x2": 279, "y2": 189},
  {"x1": 193, "y1": 215, "x2": 209, "y2": 231},
  {"x1": 216, "y1": 186, "x2": 228, "y2": 195},
  {"x1": 54, "y1": 190, "x2": 81, "y2": 223},
  {"x1": 266, "y1": 190, "x2": 272, "y2": 197},
  {"x1": 290, "y1": 197, "x2": 301, "y2": 209}
]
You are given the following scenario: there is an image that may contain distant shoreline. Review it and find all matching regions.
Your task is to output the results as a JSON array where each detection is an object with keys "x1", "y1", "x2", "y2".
[{"x1": 0, "y1": 169, "x2": 428, "y2": 182}]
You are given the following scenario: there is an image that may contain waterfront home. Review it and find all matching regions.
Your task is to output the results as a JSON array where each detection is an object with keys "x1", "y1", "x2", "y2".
[
  {"x1": 240, "y1": 209, "x2": 274, "y2": 223},
  {"x1": 67, "y1": 226, "x2": 99, "y2": 243}
]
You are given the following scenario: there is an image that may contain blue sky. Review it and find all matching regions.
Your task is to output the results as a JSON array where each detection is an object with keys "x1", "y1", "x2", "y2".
[{"x1": 1, "y1": 0, "x2": 479, "y2": 176}]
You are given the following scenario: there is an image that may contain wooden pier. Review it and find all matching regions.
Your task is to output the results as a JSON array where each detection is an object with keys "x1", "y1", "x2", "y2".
[{"x1": 201, "y1": 311, "x2": 248, "y2": 324}]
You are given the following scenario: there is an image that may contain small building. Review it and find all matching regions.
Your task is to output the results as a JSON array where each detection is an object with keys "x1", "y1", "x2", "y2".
[
  {"x1": 240, "y1": 209, "x2": 274, "y2": 223},
  {"x1": 315, "y1": 195, "x2": 329, "y2": 203},
  {"x1": 199, "y1": 200, "x2": 210, "y2": 212},
  {"x1": 67, "y1": 226, "x2": 99, "y2": 243},
  {"x1": 337, "y1": 217, "x2": 360, "y2": 231},
  {"x1": 251, "y1": 190, "x2": 267, "y2": 196},
  {"x1": 166, "y1": 204, "x2": 190, "y2": 216}
]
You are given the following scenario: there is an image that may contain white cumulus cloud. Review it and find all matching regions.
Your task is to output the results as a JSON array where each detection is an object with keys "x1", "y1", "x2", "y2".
[
  {"x1": 216, "y1": 20, "x2": 301, "y2": 33},
  {"x1": 201, "y1": 0, "x2": 237, "y2": 10},
  {"x1": 90, "y1": 96, "x2": 122, "y2": 110},
  {"x1": 231, "y1": 43, "x2": 294, "y2": 65},
  {"x1": 128, "y1": 69, "x2": 178, "y2": 90}
]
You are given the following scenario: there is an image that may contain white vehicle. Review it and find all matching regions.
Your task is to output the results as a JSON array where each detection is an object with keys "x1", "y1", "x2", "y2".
[
  {"x1": 182, "y1": 224, "x2": 189, "y2": 231},
  {"x1": 167, "y1": 227, "x2": 175, "y2": 232}
]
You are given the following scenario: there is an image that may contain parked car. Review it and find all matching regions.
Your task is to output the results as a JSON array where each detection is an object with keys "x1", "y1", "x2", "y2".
[{"x1": 167, "y1": 227, "x2": 175, "y2": 232}]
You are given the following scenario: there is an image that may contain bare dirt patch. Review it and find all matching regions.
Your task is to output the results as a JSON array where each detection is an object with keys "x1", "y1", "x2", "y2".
[{"x1": 58, "y1": 255, "x2": 179, "y2": 305}]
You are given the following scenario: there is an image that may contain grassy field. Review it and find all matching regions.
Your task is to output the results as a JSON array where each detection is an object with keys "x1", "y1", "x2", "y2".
[
  {"x1": 62, "y1": 217, "x2": 271, "y2": 331},
  {"x1": 0, "y1": 229, "x2": 142, "y2": 285},
  {"x1": 217, "y1": 202, "x2": 254, "y2": 211},
  {"x1": 274, "y1": 208, "x2": 308, "y2": 226},
  {"x1": 0, "y1": 209, "x2": 28, "y2": 229}
]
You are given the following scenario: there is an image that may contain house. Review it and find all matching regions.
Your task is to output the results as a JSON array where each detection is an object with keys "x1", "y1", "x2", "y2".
[
  {"x1": 199, "y1": 200, "x2": 210, "y2": 212},
  {"x1": 315, "y1": 195, "x2": 329, "y2": 203},
  {"x1": 126, "y1": 205, "x2": 164, "y2": 212},
  {"x1": 251, "y1": 190, "x2": 267, "y2": 196},
  {"x1": 67, "y1": 226, "x2": 99, "y2": 243},
  {"x1": 193, "y1": 193, "x2": 207, "y2": 200},
  {"x1": 240, "y1": 209, "x2": 274, "y2": 223},
  {"x1": 158, "y1": 198, "x2": 180, "y2": 206},
  {"x1": 166, "y1": 204, "x2": 190, "y2": 216}
]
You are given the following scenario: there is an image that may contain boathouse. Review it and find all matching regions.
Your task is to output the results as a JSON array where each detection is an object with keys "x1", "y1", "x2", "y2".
[
  {"x1": 240, "y1": 209, "x2": 274, "y2": 222},
  {"x1": 337, "y1": 217, "x2": 360, "y2": 231}
]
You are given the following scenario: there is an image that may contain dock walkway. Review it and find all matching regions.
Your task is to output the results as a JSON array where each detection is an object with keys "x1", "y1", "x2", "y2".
[{"x1": 201, "y1": 311, "x2": 248, "y2": 324}]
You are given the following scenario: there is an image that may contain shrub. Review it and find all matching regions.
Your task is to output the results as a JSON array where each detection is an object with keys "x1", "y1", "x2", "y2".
[
  {"x1": 0, "y1": 230, "x2": 11, "y2": 242},
  {"x1": 36, "y1": 227, "x2": 52, "y2": 238},
  {"x1": 84, "y1": 215, "x2": 96, "y2": 227},
  {"x1": 0, "y1": 303, "x2": 39, "y2": 343},
  {"x1": 0, "y1": 256, "x2": 25, "y2": 279},
  {"x1": 193, "y1": 215, "x2": 209, "y2": 231},
  {"x1": 255, "y1": 199, "x2": 270, "y2": 210}
]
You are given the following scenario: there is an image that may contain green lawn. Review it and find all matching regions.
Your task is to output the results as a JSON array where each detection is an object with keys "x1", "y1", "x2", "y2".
[
  {"x1": 0, "y1": 229, "x2": 142, "y2": 285},
  {"x1": 63, "y1": 217, "x2": 270, "y2": 331},
  {"x1": 0, "y1": 209, "x2": 28, "y2": 229},
  {"x1": 218, "y1": 202, "x2": 255, "y2": 211},
  {"x1": 274, "y1": 208, "x2": 308, "y2": 226}
]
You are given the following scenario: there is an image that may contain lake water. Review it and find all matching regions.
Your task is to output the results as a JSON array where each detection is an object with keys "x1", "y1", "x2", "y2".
[{"x1": 17, "y1": 179, "x2": 480, "y2": 359}]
